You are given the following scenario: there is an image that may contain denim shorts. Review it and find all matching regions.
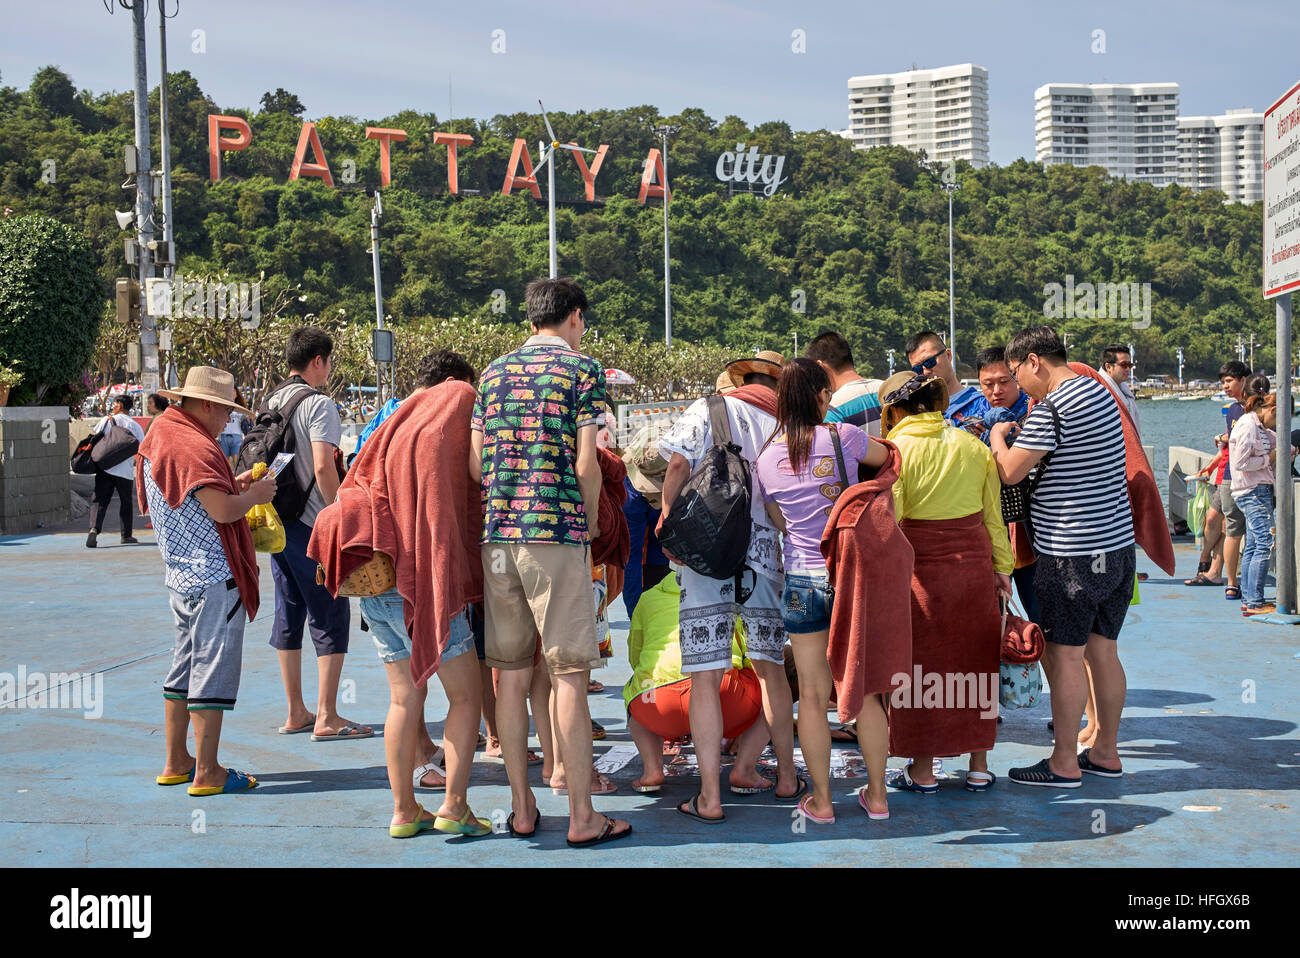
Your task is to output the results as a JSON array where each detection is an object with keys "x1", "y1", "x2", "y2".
[
  {"x1": 360, "y1": 589, "x2": 473, "y2": 664},
  {"x1": 782, "y1": 571, "x2": 834, "y2": 634},
  {"x1": 218, "y1": 433, "x2": 242, "y2": 457}
]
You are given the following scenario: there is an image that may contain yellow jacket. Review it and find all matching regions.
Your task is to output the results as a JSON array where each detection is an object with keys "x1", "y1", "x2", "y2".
[{"x1": 886, "y1": 411, "x2": 1014, "y2": 574}]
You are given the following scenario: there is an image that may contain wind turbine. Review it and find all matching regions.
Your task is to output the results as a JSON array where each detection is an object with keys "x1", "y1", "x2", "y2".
[{"x1": 532, "y1": 100, "x2": 600, "y2": 278}]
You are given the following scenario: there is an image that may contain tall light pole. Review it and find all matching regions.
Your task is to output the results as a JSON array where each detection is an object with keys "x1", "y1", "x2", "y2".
[
  {"x1": 370, "y1": 190, "x2": 385, "y2": 405},
  {"x1": 1176, "y1": 346, "x2": 1185, "y2": 387},
  {"x1": 653, "y1": 123, "x2": 679, "y2": 349},
  {"x1": 128, "y1": 0, "x2": 158, "y2": 396},
  {"x1": 886, "y1": 348, "x2": 896, "y2": 376},
  {"x1": 157, "y1": 0, "x2": 174, "y2": 282},
  {"x1": 1128, "y1": 340, "x2": 1136, "y2": 381},
  {"x1": 942, "y1": 160, "x2": 960, "y2": 370}
]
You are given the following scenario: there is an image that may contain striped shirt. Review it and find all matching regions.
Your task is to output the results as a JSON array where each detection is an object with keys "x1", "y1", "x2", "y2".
[{"x1": 1015, "y1": 375, "x2": 1133, "y2": 557}]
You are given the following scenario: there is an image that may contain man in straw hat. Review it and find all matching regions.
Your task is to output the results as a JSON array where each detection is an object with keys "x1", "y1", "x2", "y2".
[
  {"x1": 137, "y1": 366, "x2": 278, "y2": 795},
  {"x1": 656, "y1": 349, "x2": 805, "y2": 822}
]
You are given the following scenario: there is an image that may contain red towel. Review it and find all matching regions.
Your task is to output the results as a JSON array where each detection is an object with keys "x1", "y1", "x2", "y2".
[
  {"x1": 593, "y1": 448, "x2": 630, "y2": 569},
  {"x1": 890, "y1": 513, "x2": 1001, "y2": 758},
  {"x1": 135, "y1": 405, "x2": 260, "y2": 620},
  {"x1": 728, "y1": 383, "x2": 778, "y2": 418},
  {"x1": 820, "y1": 439, "x2": 915, "y2": 723},
  {"x1": 308, "y1": 381, "x2": 483, "y2": 687}
]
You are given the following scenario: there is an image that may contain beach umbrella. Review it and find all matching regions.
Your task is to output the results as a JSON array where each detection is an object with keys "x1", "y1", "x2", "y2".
[{"x1": 604, "y1": 368, "x2": 636, "y2": 386}]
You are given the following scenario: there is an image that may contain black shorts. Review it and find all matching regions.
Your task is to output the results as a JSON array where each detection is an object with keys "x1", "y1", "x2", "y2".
[{"x1": 1035, "y1": 546, "x2": 1136, "y2": 647}]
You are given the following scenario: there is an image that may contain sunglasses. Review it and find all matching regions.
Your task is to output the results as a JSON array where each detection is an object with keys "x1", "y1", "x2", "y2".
[{"x1": 911, "y1": 353, "x2": 941, "y2": 376}]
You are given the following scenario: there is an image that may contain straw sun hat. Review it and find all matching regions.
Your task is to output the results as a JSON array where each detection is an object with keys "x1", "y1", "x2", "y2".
[
  {"x1": 724, "y1": 350, "x2": 785, "y2": 389},
  {"x1": 159, "y1": 366, "x2": 252, "y2": 417}
]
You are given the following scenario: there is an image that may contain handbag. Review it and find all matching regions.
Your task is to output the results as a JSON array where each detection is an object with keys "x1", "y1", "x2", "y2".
[
  {"x1": 1000, "y1": 399, "x2": 1059, "y2": 524},
  {"x1": 90, "y1": 418, "x2": 140, "y2": 470},
  {"x1": 317, "y1": 551, "x2": 396, "y2": 597},
  {"x1": 71, "y1": 433, "x2": 100, "y2": 475},
  {"x1": 999, "y1": 589, "x2": 1044, "y2": 664}
]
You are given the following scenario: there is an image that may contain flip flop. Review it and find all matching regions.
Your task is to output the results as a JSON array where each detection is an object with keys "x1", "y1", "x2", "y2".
[
  {"x1": 187, "y1": 767, "x2": 257, "y2": 796},
  {"x1": 829, "y1": 724, "x2": 858, "y2": 744},
  {"x1": 1008, "y1": 758, "x2": 1082, "y2": 788},
  {"x1": 856, "y1": 787, "x2": 889, "y2": 820},
  {"x1": 797, "y1": 793, "x2": 835, "y2": 824},
  {"x1": 566, "y1": 815, "x2": 633, "y2": 848},
  {"x1": 884, "y1": 764, "x2": 939, "y2": 794},
  {"x1": 591, "y1": 720, "x2": 607, "y2": 741},
  {"x1": 632, "y1": 781, "x2": 663, "y2": 793},
  {"x1": 965, "y1": 770, "x2": 997, "y2": 792},
  {"x1": 310, "y1": 723, "x2": 374, "y2": 742},
  {"x1": 389, "y1": 803, "x2": 438, "y2": 839},
  {"x1": 507, "y1": 809, "x2": 541, "y2": 837},
  {"x1": 587, "y1": 680, "x2": 605, "y2": 694},
  {"x1": 677, "y1": 793, "x2": 725, "y2": 824},
  {"x1": 433, "y1": 806, "x2": 492, "y2": 837},
  {"x1": 156, "y1": 766, "x2": 195, "y2": 786},
  {"x1": 773, "y1": 776, "x2": 810, "y2": 803},
  {"x1": 730, "y1": 776, "x2": 776, "y2": 795},
  {"x1": 1183, "y1": 574, "x2": 1219, "y2": 586},
  {"x1": 412, "y1": 761, "x2": 447, "y2": 792},
  {"x1": 1077, "y1": 748, "x2": 1123, "y2": 778},
  {"x1": 277, "y1": 714, "x2": 316, "y2": 734}
]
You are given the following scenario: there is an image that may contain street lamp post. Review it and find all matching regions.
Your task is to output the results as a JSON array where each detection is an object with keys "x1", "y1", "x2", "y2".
[
  {"x1": 942, "y1": 161, "x2": 960, "y2": 370},
  {"x1": 1176, "y1": 346, "x2": 1185, "y2": 387},
  {"x1": 886, "y1": 348, "x2": 896, "y2": 376},
  {"x1": 652, "y1": 124, "x2": 679, "y2": 349}
]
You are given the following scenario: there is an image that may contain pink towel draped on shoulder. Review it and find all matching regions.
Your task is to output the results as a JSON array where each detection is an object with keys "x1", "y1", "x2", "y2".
[
  {"x1": 308, "y1": 380, "x2": 483, "y2": 687},
  {"x1": 820, "y1": 439, "x2": 915, "y2": 723}
]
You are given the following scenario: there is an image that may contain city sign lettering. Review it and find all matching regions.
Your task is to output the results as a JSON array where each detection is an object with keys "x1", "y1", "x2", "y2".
[{"x1": 714, "y1": 142, "x2": 788, "y2": 196}]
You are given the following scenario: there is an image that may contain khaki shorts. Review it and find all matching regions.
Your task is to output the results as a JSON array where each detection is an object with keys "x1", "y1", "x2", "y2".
[
  {"x1": 481, "y1": 542, "x2": 600, "y2": 674},
  {"x1": 1216, "y1": 481, "x2": 1246, "y2": 538}
]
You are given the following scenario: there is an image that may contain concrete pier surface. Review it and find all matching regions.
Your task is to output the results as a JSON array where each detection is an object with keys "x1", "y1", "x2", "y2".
[{"x1": 1, "y1": 520, "x2": 1296, "y2": 868}]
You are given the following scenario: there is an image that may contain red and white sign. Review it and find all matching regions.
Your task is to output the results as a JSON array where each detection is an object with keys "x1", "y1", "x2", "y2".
[{"x1": 1264, "y1": 79, "x2": 1300, "y2": 299}]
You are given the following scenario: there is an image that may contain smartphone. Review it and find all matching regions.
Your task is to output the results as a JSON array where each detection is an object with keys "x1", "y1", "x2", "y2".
[{"x1": 265, "y1": 452, "x2": 294, "y2": 480}]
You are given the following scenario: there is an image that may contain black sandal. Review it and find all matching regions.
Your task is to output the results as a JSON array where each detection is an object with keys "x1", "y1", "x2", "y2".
[
  {"x1": 566, "y1": 815, "x2": 633, "y2": 848},
  {"x1": 773, "y1": 776, "x2": 809, "y2": 803},
  {"x1": 677, "y1": 793, "x2": 726, "y2": 824},
  {"x1": 507, "y1": 809, "x2": 541, "y2": 837}
]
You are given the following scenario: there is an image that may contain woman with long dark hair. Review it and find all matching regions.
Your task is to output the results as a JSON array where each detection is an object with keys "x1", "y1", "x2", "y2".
[{"x1": 755, "y1": 358, "x2": 887, "y2": 824}]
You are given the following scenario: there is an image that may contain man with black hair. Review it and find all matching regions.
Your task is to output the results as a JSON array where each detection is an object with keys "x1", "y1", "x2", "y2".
[
  {"x1": 471, "y1": 277, "x2": 631, "y2": 848},
  {"x1": 805, "y1": 331, "x2": 884, "y2": 437},
  {"x1": 267, "y1": 326, "x2": 372, "y2": 742},
  {"x1": 1190, "y1": 361, "x2": 1252, "y2": 598},
  {"x1": 1099, "y1": 345, "x2": 1140, "y2": 433},
  {"x1": 991, "y1": 325, "x2": 1133, "y2": 788},
  {"x1": 905, "y1": 329, "x2": 990, "y2": 428}
]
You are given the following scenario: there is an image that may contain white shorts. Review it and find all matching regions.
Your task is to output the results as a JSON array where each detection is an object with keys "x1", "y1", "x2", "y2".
[{"x1": 677, "y1": 565, "x2": 786, "y2": 672}]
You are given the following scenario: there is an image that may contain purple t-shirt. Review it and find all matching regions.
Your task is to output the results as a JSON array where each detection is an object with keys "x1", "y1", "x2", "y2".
[{"x1": 754, "y1": 423, "x2": 869, "y2": 572}]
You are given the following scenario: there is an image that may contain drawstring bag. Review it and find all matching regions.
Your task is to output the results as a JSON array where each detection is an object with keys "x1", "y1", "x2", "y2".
[{"x1": 244, "y1": 462, "x2": 286, "y2": 553}]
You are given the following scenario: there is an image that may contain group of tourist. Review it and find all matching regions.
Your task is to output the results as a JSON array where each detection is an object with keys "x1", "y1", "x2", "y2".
[
  {"x1": 133, "y1": 273, "x2": 1220, "y2": 846},
  {"x1": 1183, "y1": 362, "x2": 1290, "y2": 616}
]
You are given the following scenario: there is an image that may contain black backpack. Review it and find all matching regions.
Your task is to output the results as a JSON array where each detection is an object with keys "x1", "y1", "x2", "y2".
[
  {"x1": 236, "y1": 376, "x2": 319, "y2": 525},
  {"x1": 657, "y1": 394, "x2": 753, "y2": 580}
]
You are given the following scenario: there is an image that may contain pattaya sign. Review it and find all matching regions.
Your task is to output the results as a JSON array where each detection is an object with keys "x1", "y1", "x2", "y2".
[{"x1": 206, "y1": 115, "x2": 670, "y2": 204}]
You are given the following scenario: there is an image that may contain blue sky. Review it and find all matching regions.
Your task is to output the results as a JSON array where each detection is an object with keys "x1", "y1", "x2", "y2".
[{"x1": 4, "y1": 0, "x2": 1296, "y2": 164}]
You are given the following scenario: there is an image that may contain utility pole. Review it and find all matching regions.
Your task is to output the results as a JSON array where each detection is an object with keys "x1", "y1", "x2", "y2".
[
  {"x1": 542, "y1": 138, "x2": 557, "y2": 279},
  {"x1": 942, "y1": 161, "x2": 960, "y2": 371},
  {"x1": 886, "y1": 348, "x2": 896, "y2": 376},
  {"x1": 129, "y1": 0, "x2": 158, "y2": 396},
  {"x1": 1176, "y1": 346, "x2": 1185, "y2": 387},
  {"x1": 1128, "y1": 340, "x2": 1136, "y2": 381},
  {"x1": 1249, "y1": 331, "x2": 1256, "y2": 369},
  {"x1": 157, "y1": 0, "x2": 174, "y2": 282},
  {"x1": 653, "y1": 124, "x2": 679, "y2": 349},
  {"x1": 370, "y1": 190, "x2": 385, "y2": 406}
]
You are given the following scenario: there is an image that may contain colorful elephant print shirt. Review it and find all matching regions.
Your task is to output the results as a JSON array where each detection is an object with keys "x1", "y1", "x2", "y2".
[{"x1": 472, "y1": 334, "x2": 607, "y2": 545}]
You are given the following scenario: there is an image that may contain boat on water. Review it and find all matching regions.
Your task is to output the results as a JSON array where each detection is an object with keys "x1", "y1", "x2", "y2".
[
  {"x1": 1211, "y1": 392, "x2": 1229, "y2": 402},
  {"x1": 1149, "y1": 394, "x2": 1177, "y2": 401},
  {"x1": 1177, "y1": 394, "x2": 1202, "y2": 401}
]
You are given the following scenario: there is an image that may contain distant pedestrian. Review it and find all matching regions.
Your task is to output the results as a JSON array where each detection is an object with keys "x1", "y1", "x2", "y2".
[
  {"x1": 146, "y1": 393, "x2": 169, "y2": 418},
  {"x1": 138, "y1": 367, "x2": 277, "y2": 795},
  {"x1": 904, "y1": 329, "x2": 989, "y2": 428},
  {"x1": 87, "y1": 393, "x2": 145, "y2": 548},
  {"x1": 1231, "y1": 392, "x2": 1281, "y2": 616},
  {"x1": 805, "y1": 330, "x2": 885, "y2": 437},
  {"x1": 1098, "y1": 345, "x2": 1140, "y2": 435}
]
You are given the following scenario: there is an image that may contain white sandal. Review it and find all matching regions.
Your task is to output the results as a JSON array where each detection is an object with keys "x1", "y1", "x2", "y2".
[{"x1": 412, "y1": 754, "x2": 447, "y2": 792}]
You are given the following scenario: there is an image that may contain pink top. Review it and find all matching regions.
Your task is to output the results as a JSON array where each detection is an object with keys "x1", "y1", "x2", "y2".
[
  {"x1": 754, "y1": 423, "x2": 870, "y2": 571},
  {"x1": 1228, "y1": 411, "x2": 1276, "y2": 496}
]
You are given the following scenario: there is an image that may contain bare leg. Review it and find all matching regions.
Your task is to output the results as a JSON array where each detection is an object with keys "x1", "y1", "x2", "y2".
[
  {"x1": 1082, "y1": 636, "x2": 1125, "y2": 771},
  {"x1": 382, "y1": 660, "x2": 427, "y2": 827},
  {"x1": 276, "y1": 649, "x2": 312, "y2": 729},
  {"x1": 190, "y1": 710, "x2": 227, "y2": 790},
  {"x1": 729, "y1": 711, "x2": 773, "y2": 789},
  {"x1": 1224, "y1": 534, "x2": 1243, "y2": 590},
  {"x1": 161, "y1": 697, "x2": 193, "y2": 779},
  {"x1": 789, "y1": 631, "x2": 834, "y2": 819},
  {"x1": 530, "y1": 662, "x2": 555, "y2": 780},
  {"x1": 496, "y1": 665, "x2": 537, "y2": 829},
  {"x1": 752, "y1": 659, "x2": 798, "y2": 796},
  {"x1": 684, "y1": 668, "x2": 726, "y2": 818},
  {"x1": 479, "y1": 660, "x2": 498, "y2": 742},
  {"x1": 628, "y1": 714, "x2": 665, "y2": 790},
  {"x1": 1040, "y1": 642, "x2": 1086, "y2": 781},
  {"x1": 1078, "y1": 661, "x2": 1099, "y2": 748},
  {"x1": 314, "y1": 653, "x2": 370, "y2": 735},
  {"x1": 435, "y1": 650, "x2": 482, "y2": 821},
  {"x1": 855, "y1": 694, "x2": 888, "y2": 815},
  {"x1": 554, "y1": 669, "x2": 626, "y2": 843}
]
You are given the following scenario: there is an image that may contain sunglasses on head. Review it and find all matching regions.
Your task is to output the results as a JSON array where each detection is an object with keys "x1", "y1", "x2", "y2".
[{"x1": 911, "y1": 354, "x2": 940, "y2": 376}]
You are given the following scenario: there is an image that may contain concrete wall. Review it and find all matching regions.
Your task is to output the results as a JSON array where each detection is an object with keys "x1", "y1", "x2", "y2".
[{"x1": 0, "y1": 407, "x2": 70, "y2": 535}]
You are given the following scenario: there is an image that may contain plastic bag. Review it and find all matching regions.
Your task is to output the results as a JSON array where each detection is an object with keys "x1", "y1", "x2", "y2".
[
  {"x1": 245, "y1": 461, "x2": 286, "y2": 553},
  {"x1": 999, "y1": 660, "x2": 1042, "y2": 709},
  {"x1": 1130, "y1": 571, "x2": 1140, "y2": 606},
  {"x1": 1186, "y1": 478, "x2": 1211, "y2": 539}
]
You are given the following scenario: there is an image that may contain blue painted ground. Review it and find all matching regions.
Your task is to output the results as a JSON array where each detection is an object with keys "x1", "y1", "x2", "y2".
[{"x1": 1, "y1": 515, "x2": 1296, "y2": 867}]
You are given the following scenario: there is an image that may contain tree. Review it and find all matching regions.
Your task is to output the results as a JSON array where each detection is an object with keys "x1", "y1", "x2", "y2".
[
  {"x1": 29, "y1": 66, "x2": 77, "y2": 118},
  {"x1": 0, "y1": 214, "x2": 103, "y2": 404},
  {"x1": 259, "y1": 88, "x2": 305, "y2": 116}
]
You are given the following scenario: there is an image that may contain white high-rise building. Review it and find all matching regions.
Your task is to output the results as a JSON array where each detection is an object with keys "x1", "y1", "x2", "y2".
[
  {"x1": 1034, "y1": 82, "x2": 1180, "y2": 185},
  {"x1": 847, "y1": 64, "x2": 989, "y2": 167},
  {"x1": 1176, "y1": 109, "x2": 1264, "y2": 204}
]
